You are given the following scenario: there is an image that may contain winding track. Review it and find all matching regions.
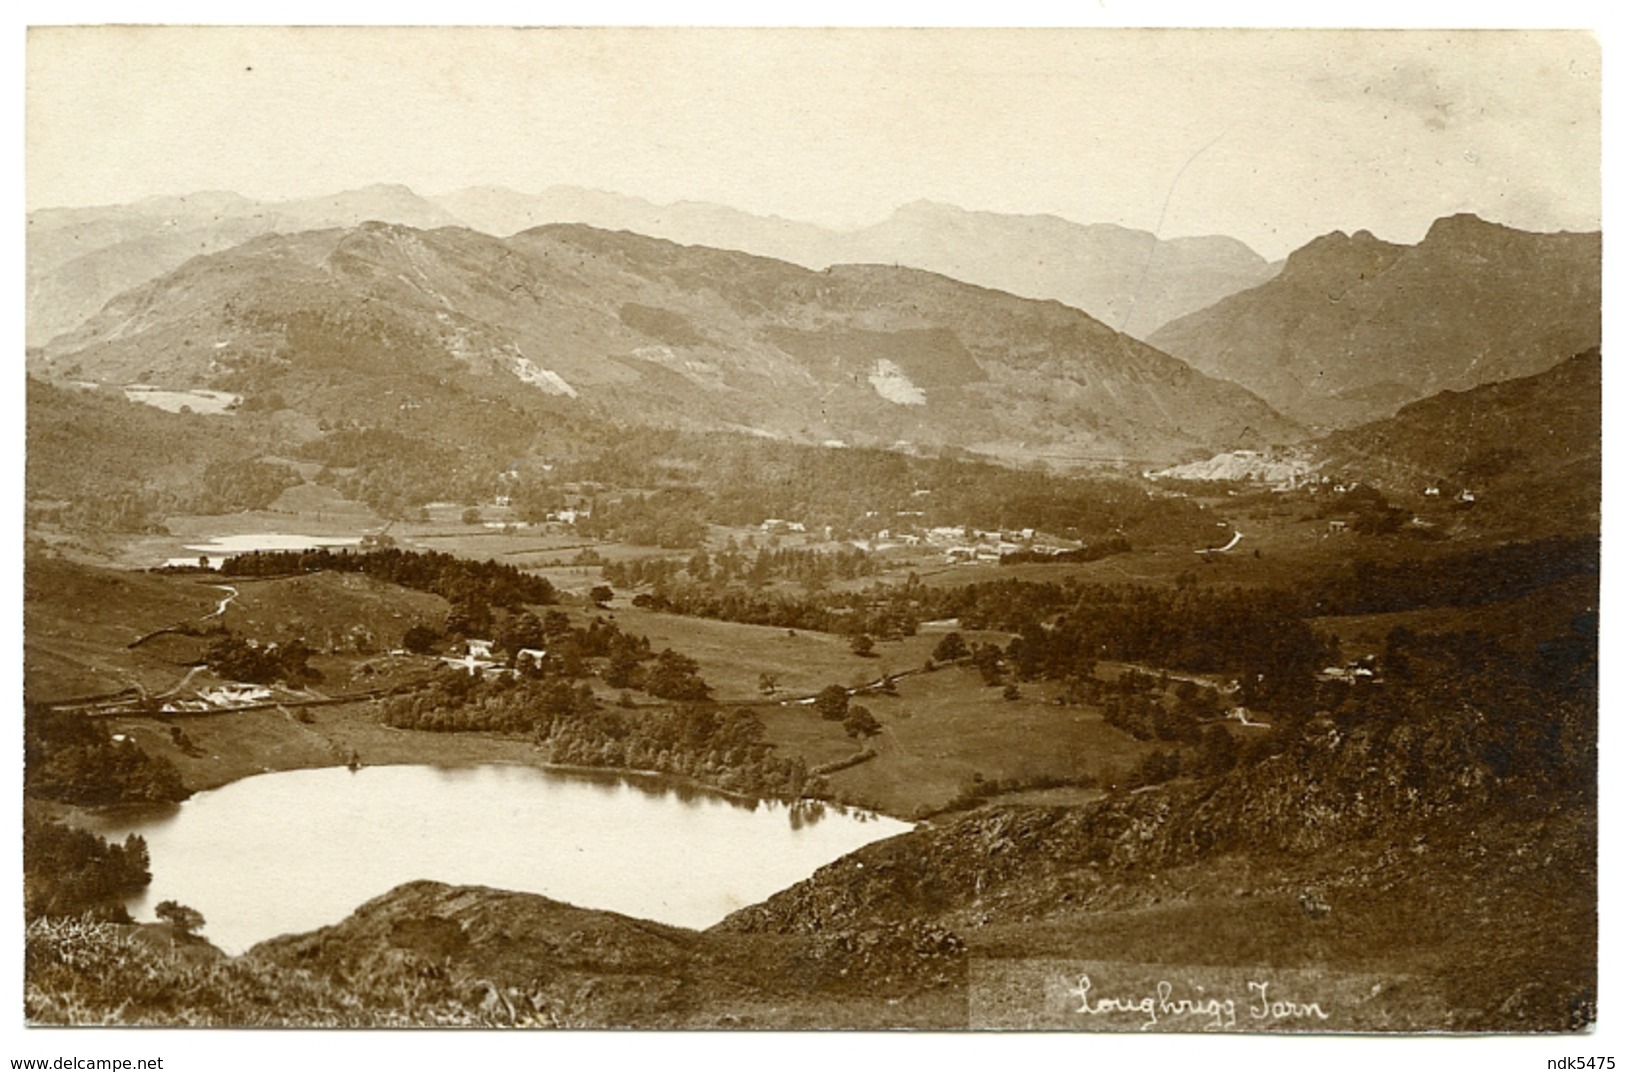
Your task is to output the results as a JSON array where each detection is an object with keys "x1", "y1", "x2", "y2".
[{"x1": 202, "y1": 584, "x2": 239, "y2": 620}]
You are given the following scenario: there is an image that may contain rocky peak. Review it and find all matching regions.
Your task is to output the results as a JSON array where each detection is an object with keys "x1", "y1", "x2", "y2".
[{"x1": 1278, "y1": 228, "x2": 1406, "y2": 284}]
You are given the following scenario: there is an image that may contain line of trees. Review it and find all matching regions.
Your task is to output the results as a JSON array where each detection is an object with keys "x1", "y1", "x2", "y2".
[
  {"x1": 219, "y1": 547, "x2": 557, "y2": 611},
  {"x1": 631, "y1": 582, "x2": 922, "y2": 640},
  {"x1": 998, "y1": 537, "x2": 1131, "y2": 565},
  {"x1": 378, "y1": 672, "x2": 809, "y2": 798},
  {"x1": 549, "y1": 705, "x2": 814, "y2": 798}
]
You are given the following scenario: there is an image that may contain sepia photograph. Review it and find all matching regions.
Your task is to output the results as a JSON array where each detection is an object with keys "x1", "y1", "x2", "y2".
[{"x1": 15, "y1": 14, "x2": 1605, "y2": 1051}]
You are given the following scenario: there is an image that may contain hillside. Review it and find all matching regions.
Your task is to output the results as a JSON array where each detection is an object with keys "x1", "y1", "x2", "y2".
[
  {"x1": 26, "y1": 379, "x2": 226, "y2": 505},
  {"x1": 33, "y1": 221, "x2": 1300, "y2": 466},
  {"x1": 837, "y1": 200, "x2": 1278, "y2": 338},
  {"x1": 23, "y1": 376, "x2": 311, "y2": 536},
  {"x1": 28, "y1": 879, "x2": 966, "y2": 1028},
  {"x1": 1314, "y1": 349, "x2": 1601, "y2": 534},
  {"x1": 22, "y1": 552, "x2": 224, "y2": 700},
  {"x1": 718, "y1": 650, "x2": 1595, "y2": 1032},
  {"x1": 27, "y1": 185, "x2": 464, "y2": 346},
  {"x1": 1148, "y1": 215, "x2": 1600, "y2": 428}
]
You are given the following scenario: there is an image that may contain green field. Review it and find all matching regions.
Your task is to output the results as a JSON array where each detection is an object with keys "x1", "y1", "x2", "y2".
[
  {"x1": 602, "y1": 605, "x2": 1152, "y2": 816},
  {"x1": 103, "y1": 702, "x2": 549, "y2": 794},
  {"x1": 604, "y1": 604, "x2": 976, "y2": 701},
  {"x1": 758, "y1": 665, "x2": 1152, "y2": 817}
]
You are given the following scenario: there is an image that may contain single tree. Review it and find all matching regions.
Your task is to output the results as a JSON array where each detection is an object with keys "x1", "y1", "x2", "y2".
[
  {"x1": 972, "y1": 643, "x2": 1004, "y2": 686},
  {"x1": 644, "y1": 649, "x2": 711, "y2": 701},
  {"x1": 155, "y1": 899, "x2": 205, "y2": 936},
  {"x1": 813, "y1": 684, "x2": 850, "y2": 722},
  {"x1": 932, "y1": 631, "x2": 969, "y2": 663},
  {"x1": 849, "y1": 633, "x2": 875, "y2": 657},
  {"x1": 843, "y1": 704, "x2": 881, "y2": 739}
]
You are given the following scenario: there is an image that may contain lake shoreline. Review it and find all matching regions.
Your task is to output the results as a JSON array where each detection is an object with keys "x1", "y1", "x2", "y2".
[
  {"x1": 45, "y1": 699, "x2": 919, "y2": 827},
  {"x1": 65, "y1": 761, "x2": 914, "y2": 955}
]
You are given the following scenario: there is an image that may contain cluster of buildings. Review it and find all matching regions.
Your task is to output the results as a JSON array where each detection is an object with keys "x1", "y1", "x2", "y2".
[
  {"x1": 159, "y1": 683, "x2": 274, "y2": 713},
  {"x1": 901, "y1": 525, "x2": 1067, "y2": 564},
  {"x1": 1317, "y1": 656, "x2": 1382, "y2": 685},
  {"x1": 429, "y1": 638, "x2": 549, "y2": 678}
]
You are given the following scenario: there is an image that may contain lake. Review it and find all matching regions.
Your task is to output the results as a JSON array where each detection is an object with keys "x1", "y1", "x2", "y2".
[
  {"x1": 164, "y1": 532, "x2": 364, "y2": 570},
  {"x1": 76, "y1": 764, "x2": 909, "y2": 955}
]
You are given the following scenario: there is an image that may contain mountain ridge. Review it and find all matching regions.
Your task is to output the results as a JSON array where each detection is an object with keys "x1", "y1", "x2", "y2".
[
  {"x1": 28, "y1": 183, "x2": 1278, "y2": 347},
  {"x1": 33, "y1": 219, "x2": 1300, "y2": 468},
  {"x1": 1148, "y1": 213, "x2": 1601, "y2": 429}
]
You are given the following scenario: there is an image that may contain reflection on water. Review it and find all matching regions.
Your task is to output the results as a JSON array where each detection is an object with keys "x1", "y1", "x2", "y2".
[
  {"x1": 74, "y1": 764, "x2": 908, "y2": 955},
  {"x1": 788, "y1": 800, "x2": 827, "y2": 831}
]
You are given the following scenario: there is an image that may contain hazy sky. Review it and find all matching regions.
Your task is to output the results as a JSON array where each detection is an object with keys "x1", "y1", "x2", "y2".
[{"x1": 26, "y1": 25, "x2": 1601, "y2": 260}]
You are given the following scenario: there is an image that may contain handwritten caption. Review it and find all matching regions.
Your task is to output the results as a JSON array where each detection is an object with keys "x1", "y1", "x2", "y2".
[
  {"x1": 966, "y1": 958, "x2": 1428, "y2": 1031},
  {"x1": 1067, "y1": 973, "x2": 1329, "y2": 1031}
]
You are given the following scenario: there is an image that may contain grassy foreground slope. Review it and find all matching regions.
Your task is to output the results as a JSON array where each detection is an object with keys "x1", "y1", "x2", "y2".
[{"x1": 27, "y1": 881, "x2": 966, "y2": 1028}]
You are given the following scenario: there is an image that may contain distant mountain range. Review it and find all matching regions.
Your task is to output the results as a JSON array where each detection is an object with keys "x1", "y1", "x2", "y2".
[
  {"x1": 1148, "y1": 215, "x2": 1601, "y2": 429},
  {"x1": 27, "y1": 184, "x2": 1277, "y2": 347},
  {"x1": 31, "y1": 221, "x2": 1299, "y2": 466},
  {"x1": 434, "y1": 187, "x2": 1281, "y2": 338},
  {"x1": 28, "y1": 186, "x2": 1600, "y2": 480}
]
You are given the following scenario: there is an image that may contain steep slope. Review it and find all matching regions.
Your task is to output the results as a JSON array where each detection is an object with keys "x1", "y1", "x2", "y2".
[
  {"x1": 1148, "y1": 215, "x2": 1601, "y2": 428},
  {"x1": 22, "y1": 375, "x2": 311, "y2": 539},
  {"x1": 1314, "y1": 349, "x2": 1601, "y2": 534},
  {"x1": 35, "y1": 221, "x2": 1300, "y2": 466}
]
